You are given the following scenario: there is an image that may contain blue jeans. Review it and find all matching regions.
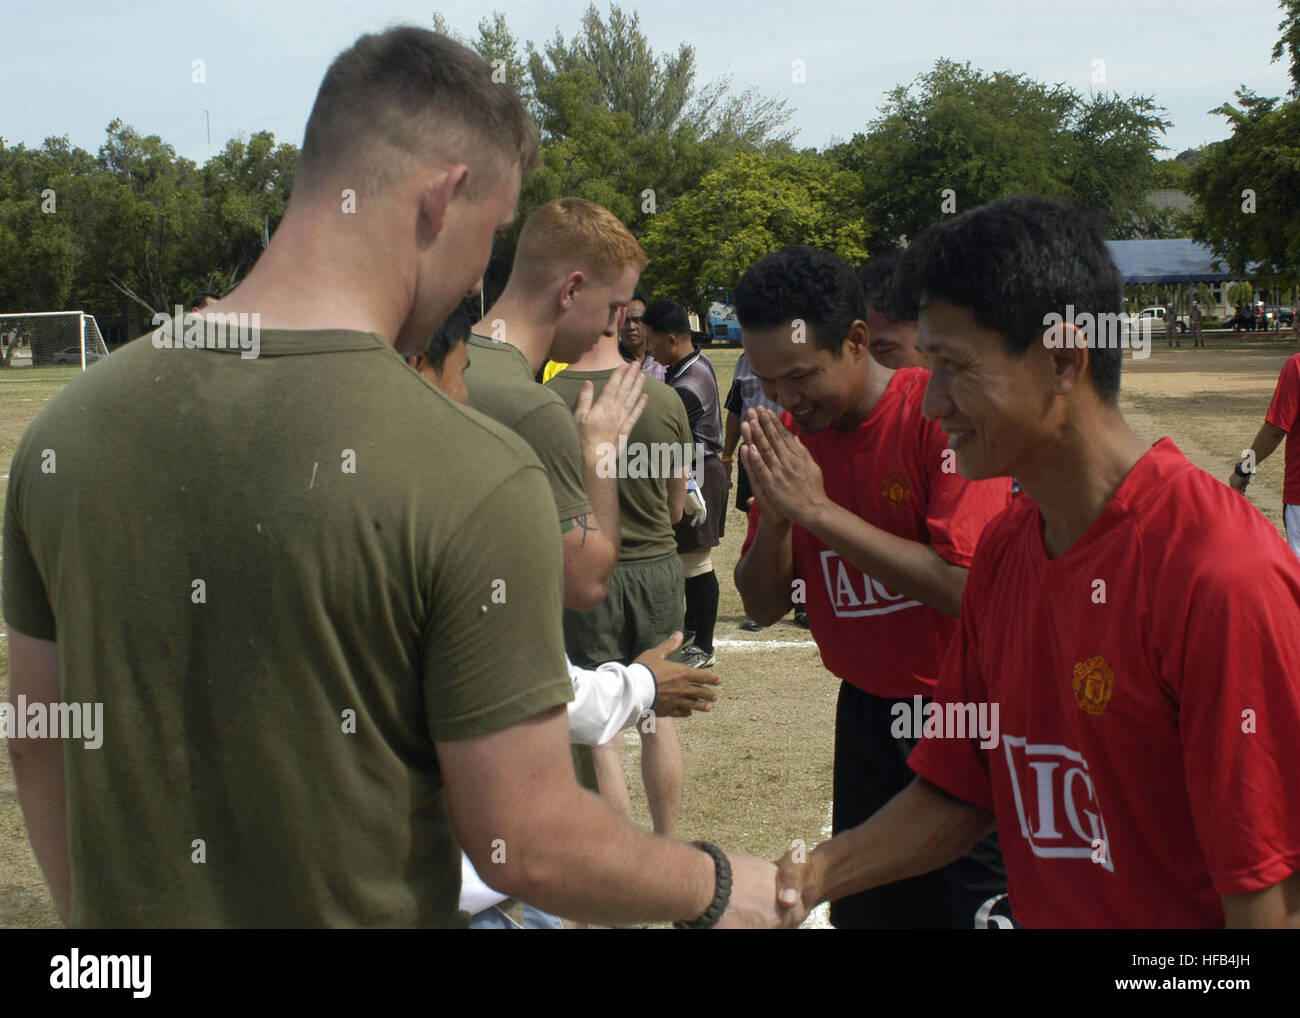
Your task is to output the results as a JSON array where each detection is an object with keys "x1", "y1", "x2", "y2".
[{"x1": 469, "y1": 904, "x2": 565, "y2": 929}]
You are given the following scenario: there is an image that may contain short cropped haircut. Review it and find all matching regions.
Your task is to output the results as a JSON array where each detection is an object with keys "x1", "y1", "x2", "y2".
[
  {"x1": 734, "y1": 246, "x2": 865, "y2": 356},
  {"x1": 630, "y1": 291, "x2": 648, "y2": 305},
  {"x1": 512, "y1": 198, "x2": 648, "y2": 289},
  {"x1": 296, "y1": 27, "x2": 537, "y2": 198},
  {"x1": 189, "y1": 292, "x2": 221, "y2": 310},
  {"x1": 642, "y1": 299, "x2": 691, "y2": 337},
  {"x1": 898, "y1": 195, "x2": 1125, "y2": 403},
  {"x1": 425, "y1": 305, "x2": 472, "y2": 371},
  {"x1": 858, "y1": 252, "x2": 915, "y2": 321}
]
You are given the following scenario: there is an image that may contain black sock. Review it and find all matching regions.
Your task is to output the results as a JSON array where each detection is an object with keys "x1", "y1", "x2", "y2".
[{"x1": 684, "y1": 570, "x2": 719, "y2": 653}]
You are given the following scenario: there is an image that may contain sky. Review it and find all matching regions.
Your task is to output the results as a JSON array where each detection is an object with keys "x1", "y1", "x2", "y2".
[{"x1": 2, "y1": 0, "x2": 1294, "y2": 163}]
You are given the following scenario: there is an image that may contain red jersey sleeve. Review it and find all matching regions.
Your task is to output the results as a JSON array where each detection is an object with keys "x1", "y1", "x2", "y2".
[
  {"x1": 920, "y1": 420, "x2": 1012, "y2": 568},
  {"x1": 1265, "y1": 355, "x2": 1300, "y2": 434},
  {"x1": 1166, "y1": 538, "x2": 1300, "y2": 897},
  {"x1": 907, "y1": 554, "x2": 997, "y2": 813}
]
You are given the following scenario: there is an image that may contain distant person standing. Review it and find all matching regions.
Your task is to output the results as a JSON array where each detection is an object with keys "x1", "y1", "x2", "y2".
[
  {"x1": 620, "y1": 293, "x2": 667, "y2": 381},
  {"x1": 1191, "y1": 302, "x2": 1204, "y2": 348},
  {"x1": 1165, "y1": 305, "x2": 1179, "y2": 348},
  {"x1": 646, "y1": 299, "x2": 728, "y2": 668},
  {"x1": 1230, "y1": 349, "x2": 1300, "y2": 559}
]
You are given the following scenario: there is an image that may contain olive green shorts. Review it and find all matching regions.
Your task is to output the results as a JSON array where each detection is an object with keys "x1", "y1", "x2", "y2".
[{"x1": 563, "y1": 551, "x2": 686, "y2": 668}]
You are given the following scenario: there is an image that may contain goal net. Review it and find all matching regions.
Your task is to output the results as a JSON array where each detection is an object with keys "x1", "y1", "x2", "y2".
[{"x1": 0, "y1": 311, "x2": 110, "y2": 370}]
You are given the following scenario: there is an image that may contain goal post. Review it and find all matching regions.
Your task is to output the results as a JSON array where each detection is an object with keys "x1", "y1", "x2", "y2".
[{"x1": 0, "y1": 311, "x2": 111, "y2": 370}]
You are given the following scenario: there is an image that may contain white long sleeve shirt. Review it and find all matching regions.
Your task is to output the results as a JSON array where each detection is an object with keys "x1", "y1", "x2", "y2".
[{"x1": 458, "y1": 653, "x2": 658, "y2": 916}]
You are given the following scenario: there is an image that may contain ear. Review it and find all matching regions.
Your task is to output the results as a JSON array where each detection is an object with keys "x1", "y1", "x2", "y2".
[
  {"x1": 420, "y1": 164, "x2": 471, "y2": 240},
  {"x1": 1046, "y1": 323, "x2": 1089, "y2": 395},
  {"x1": 843, "y1": 318, "x2": 871, "y2": 362},
  {"x1": 558, "y1": 269, "x2": 585, "y2": 311}
]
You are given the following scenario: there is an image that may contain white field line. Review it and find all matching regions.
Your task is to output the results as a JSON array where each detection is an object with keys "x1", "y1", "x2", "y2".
[{"x1": 713, "y1": 638, "x2": 816, "y2": 650}]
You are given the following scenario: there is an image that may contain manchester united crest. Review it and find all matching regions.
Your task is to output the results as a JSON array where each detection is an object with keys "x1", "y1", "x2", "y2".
[
  {"x1": 1071, "y1": 655, "x2": 1115, "y2": 717},
  {"x1": 881, "y1": 471, "x2": 911, "y2": 506}
]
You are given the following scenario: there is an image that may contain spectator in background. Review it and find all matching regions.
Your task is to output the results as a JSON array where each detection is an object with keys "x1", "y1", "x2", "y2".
[
  {"x1": 620, "y1": 292, "x2": 667, "y2": 381},
  {"x1": 1165, "y1": 305, "x2": 1179, "y2": 349},
  {"x1": 1192, "y1": 301, "x2": 1205, "y2": 348},
  {"x1": 858, "y1": 254, "x2": 927, "y2": 370},
  {"x1": 646, "y1": 299, "x2": 728, "y2": 669}
]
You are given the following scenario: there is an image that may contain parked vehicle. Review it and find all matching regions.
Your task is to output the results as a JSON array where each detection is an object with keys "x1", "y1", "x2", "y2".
[
  {"x1": 51, "y1": 345, "x2": 105, "y2": 365},
  {"x1": 1225, "y1": 305, "x2": 1258, "y2": 331},
  {"x1": 1138, "y1": 306, "x2": 1188, "y2": 334},
  {"x1": 707, "y1": 301, "x2": 743, "y2": 345},
  {"x1": 1267, "y1": 306, "x2": 1294, "y2": 328}
]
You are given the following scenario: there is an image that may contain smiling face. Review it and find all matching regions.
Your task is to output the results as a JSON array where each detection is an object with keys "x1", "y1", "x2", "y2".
[
  {"x1": 918, "y1": 298, "x2": 1054, "y2": 481},
  {"x1": 741, "y1": 320, "x2": 876, "y2": 434}
]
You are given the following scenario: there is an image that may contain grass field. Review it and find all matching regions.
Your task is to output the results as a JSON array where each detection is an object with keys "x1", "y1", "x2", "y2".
[{"x1": 0, "y1": 337, "x2": 1294, "y2": 928}]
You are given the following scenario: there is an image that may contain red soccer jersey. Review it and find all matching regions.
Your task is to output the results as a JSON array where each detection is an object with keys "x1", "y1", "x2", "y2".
[
  {"x1": 1265, "y1": 352, "x2": 1300, "y2": 505},
  {"x1": 740, "y1": 368, "x2": 1011, "y2": 699},
  {"x1": 908, "y1": 438, "x2": 1300, "y2": 928}
]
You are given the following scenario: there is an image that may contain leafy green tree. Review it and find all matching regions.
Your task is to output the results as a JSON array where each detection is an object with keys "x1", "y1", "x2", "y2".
[
  {"x1": 832, "y1": 60, "x2": 1169, "y2": 247},
  {"x1": 1187, "y1": 89, "x2": 1300, "y2": 281},
  {"x1": 641, "y1": 151, "x2": 871, "y2": 316},
  {"x1": 1272, "y1": 0, "x2": 1300, "y2": 96}
]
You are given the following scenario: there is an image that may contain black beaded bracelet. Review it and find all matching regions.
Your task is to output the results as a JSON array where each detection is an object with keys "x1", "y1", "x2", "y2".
[{"x1": 674, "y1": 841, "x2": 732, "y2": 929}]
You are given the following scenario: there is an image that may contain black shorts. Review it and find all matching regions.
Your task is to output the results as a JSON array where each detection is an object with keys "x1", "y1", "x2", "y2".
[
  {"x1": 674, "y1": 453, "x2": 729, "y2": 552},
  {"x1": 829, "y1": 681, "x2": 1013, "y2": 929},
  {"x1": 735, "y1": 459, "x2": 753, "y2": 514}
]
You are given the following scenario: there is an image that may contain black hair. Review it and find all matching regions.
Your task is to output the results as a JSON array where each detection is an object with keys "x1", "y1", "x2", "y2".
[
  {"x1": 424, "y1": 305, "x2": 472, "y2": 371},
  {"x1": 858, "y1": 251, "x2": 918, "y2": 322},
  {"x1": 629, "y1": 291, "x2": 648, "y2": 306},
  {"x1": 733, "y1": 246, "x2": 864, "y2": 356},
  {"x1": 642, "y1": 299, "x2": 691, "y2": 337},
  {"x1": 897, "y1": 195, "x2": 1124, "y2": 403},
  {"x1": 189, "y1": 292, "x2": 221, "y2": 310}
]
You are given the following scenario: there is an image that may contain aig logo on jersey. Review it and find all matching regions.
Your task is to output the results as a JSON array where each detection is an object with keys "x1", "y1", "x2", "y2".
[
  {"x1": 818, "y1": 550, "x2": 922, "y2": 617},
  {"x1": 1002, "y1": 736, "x2": 1114, "y2": 873}
]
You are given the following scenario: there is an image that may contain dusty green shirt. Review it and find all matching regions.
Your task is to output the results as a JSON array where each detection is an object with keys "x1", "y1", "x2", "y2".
[
  {"x1": 548, "y1": 368, "x2": 692, "y2": 561},
  {"x1": 2, "y1": 328, "x2": 572, "y2": 927},
  {"x1": 465, "y1": 334, "x2": 592, "y2": 526}
]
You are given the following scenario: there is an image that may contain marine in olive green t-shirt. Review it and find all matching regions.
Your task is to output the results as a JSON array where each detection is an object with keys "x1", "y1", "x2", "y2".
[
  {"x1": 464, "y1": 334, "x2": 592, "y2": 529},
  {"x1": 1, "y1": 328, "x2": 572, "y2": 928},
  {"x1": 546, "y1": 368, "x2": 691, "y2": 561}
]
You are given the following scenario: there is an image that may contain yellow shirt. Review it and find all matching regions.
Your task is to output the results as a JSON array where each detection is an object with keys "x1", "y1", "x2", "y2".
[{"x1": 542, "y1": 360, "x2": 568, "y2": 383}]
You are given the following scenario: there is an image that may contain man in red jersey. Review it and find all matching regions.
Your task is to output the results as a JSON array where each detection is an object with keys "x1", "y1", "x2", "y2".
[
  {"x1": 774, "y1": 196, "x2": 1300, "y2": 929},
  {"x1": 732, "y1": 245, "x2": 1013, "y2": 929},
  {"x1": 1229, "y1": 350, "x2": 1300, "y2": 559}
]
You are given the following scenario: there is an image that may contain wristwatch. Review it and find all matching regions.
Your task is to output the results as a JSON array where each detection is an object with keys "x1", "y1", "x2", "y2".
[{"x1": 674, "y1": 841, "x2": 732, "y2": 929}]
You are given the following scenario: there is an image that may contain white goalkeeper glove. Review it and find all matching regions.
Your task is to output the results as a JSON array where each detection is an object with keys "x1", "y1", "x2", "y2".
[{"x1": 685, "y1": 472, "x2": 707, "y2": 527}]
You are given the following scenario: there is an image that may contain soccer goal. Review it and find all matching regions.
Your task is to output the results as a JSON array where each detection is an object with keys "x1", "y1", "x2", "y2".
[{"x1": 0, "y1": 311, "x2": 110, "y2": 370}]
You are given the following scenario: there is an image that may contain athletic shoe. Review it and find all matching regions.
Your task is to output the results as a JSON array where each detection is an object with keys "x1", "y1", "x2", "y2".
[
  {"x1": 680, "y1": 645, "x2": 716, "y2": 669},
  {"x1": 793, "y1": 609, "x2": 810, "y2": 629},
  {"x1": 740, "y1": 618, "x2": 764, "y2": 632}
]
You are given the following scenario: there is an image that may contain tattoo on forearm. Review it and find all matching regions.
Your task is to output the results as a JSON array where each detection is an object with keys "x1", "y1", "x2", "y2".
[{"x1": 574, "y1": 513, "x2": 596, "y2": 547}]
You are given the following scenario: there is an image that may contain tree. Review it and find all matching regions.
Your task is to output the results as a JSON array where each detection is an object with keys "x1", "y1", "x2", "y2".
[
  {"x1": 640, "y1": 151, "x2": 871, "y2": 316},
  {"x1": 1186, "y1": 89, "x2": 1300, "y2": 280},
  {"x1": 831, "y1": 60, "x2": 1169, "y2": 248},
  {"x1": 1272, "y1": 0, "x2": 1300, "y2": 97}
]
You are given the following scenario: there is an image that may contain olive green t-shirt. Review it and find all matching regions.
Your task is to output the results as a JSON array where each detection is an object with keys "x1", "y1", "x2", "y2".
[
  {"x1": 464, "y1": 334, "x2": 592, "y2": 526},
  {"x1": 547, "y1": 368, "x2": 692, "y2": 561},
  {"x1": 1, "y1": 329, "x2": 572, "y2": 928}
]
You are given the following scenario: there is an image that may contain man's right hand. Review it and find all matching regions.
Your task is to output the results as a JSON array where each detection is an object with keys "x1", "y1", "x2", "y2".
[
  {"x1": 635, "y1": 632, "x2": 720, "y2": 717},
  {"x1": 572, "y1": 361, "x2": 648, "y2": 453}
]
